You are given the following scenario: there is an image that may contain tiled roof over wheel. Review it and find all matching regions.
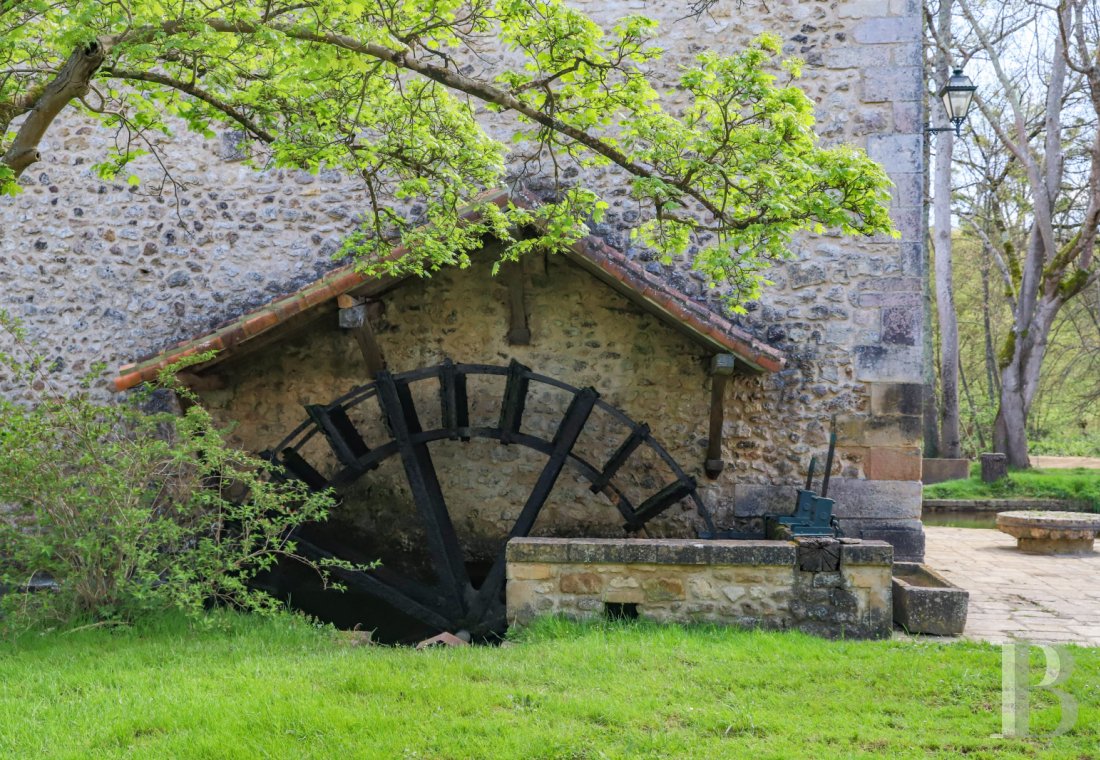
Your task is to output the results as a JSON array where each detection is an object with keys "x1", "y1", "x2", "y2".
[{"x1": 111, "y1": 190, "x2": 784, "y2": 392}]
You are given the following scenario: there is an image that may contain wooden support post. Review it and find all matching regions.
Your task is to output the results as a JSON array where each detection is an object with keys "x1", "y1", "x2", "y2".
[
  {"x1": 705, "y1": 354, "x2": 736, "y2": 479},
  {"x1": 503, "y1": 262, "x2": 531, "y2": 345},
  {"x1": 338, "y1": 294, "x2": 386, "y2": 378}
]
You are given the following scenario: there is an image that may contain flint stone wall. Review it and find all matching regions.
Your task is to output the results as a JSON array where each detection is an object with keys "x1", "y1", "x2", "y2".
[
  {"x1": 506, "y1": 537, "x2": 894, "y2": 639},
  {"x1": 0, "y1": 1, "x2": 927, "y2": 557}
]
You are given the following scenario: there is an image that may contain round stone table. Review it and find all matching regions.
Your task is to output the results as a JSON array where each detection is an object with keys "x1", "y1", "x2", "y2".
[{"x1": 996, "y1": 511, "x2": 1100, "y2": 555}]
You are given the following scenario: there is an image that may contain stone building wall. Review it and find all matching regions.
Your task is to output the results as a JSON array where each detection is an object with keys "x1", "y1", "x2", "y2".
[
  {"x1": 505, "y1": 537, "x2": 894, "y2": 639},
  {"x1": 0, "y1": 2, "x2": 927, "y2": 556}
]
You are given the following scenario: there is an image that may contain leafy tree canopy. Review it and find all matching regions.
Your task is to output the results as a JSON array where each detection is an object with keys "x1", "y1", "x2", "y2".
[{"x1": 0, "y1": 0, "x2": 895, "y2": 304}]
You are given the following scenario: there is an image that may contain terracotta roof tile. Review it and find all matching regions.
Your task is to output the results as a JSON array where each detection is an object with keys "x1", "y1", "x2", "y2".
[{"x1": 111, "y1": 189, "x2": 784, "y2": 391}]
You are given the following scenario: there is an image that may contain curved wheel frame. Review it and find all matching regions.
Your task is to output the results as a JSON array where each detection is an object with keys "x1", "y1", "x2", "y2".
[{"x1": 267, "y1": 359, "x2": 714, "y2": 636}]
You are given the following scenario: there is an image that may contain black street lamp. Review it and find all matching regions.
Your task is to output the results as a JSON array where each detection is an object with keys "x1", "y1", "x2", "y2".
[{"x1": 927, "y1": 68, "x2": 977, "y2": 138}]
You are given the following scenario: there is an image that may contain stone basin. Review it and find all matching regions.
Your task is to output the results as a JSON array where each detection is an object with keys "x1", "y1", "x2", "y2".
[
  {"x1": 996, "y1": 510, "x2": 1100, "y2": 555},
  {"x1": 892, "y1": 562, "x2": 969, "y2": 636}
]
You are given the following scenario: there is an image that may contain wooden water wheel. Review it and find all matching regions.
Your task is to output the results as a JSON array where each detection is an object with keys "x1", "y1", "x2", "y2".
[{"x1": 264, "y1": 359, "x2": 713, "y2": 638}]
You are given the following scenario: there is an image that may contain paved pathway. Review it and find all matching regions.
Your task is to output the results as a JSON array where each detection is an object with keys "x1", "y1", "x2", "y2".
[
  {"x1": 1029, "y1": 455, "x2": 1100, "y2": 469},
  {"x1": 923, "y1": 526, "x2": 1100, "y2": 646}
]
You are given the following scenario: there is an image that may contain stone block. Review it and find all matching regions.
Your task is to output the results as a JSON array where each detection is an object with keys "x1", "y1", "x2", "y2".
[
  {"x1": 881, "y1": 305, "x2": 920, "y2": 346},
  {"x1": 707, "y1": 540, "x2": 797, "y2": 566},
  {"x1": 844, "y1": 521, "x2": 925, "y2": 562},
  {"x1": 921, "y1": 458, "x2": 970, "y2": 484},
  {"x1": 890, "y1": 173, "x2": 924, "y2": 208},
  {"x1": 566, "y1": 539, "x2": 625, "y2": 564},
  {"x1": 867, "y1": 134, "x2": 923, "y2": 173},
  {"x1": 862, "y1": 67, "x2": 923, "y2": 103},
  {"x1": 839, "y1": 0, "x2": 893, "y2": 17},
  {"x1": 507, "y1": 537, "x2": 570, "y2": 563},
  {"x1": 830, "y1": 480, "x2": 922, "y2": 519},
  {"x1": 836, "y1": 413, "x2": 922, "y2": 447},
  {"x1": 891, "y1": 41, "x2": 923, "y2": 67},
  {"x1": 602, "y1": 588, "x2": 644, "y2": 605},
  {"x1": 871, "y1": 382, "x2": 923, "y2": 416},
  {"x1": 857, "y1": 291, "x2": 923, "y2": 308},
  {"x1": 654, "y1": 541, "x2": 710, "y2": 565},
  {"x1": 788, "y1": 262, "x2": 827, "y2": 289},
  {"x1": 824, "y1": 45, "x2": 892, "y2": 70},
  {"x1": 893, "y1": 99, "x2": 924, "y2": 133},
  {"x1": 890, "y1": 0, "x2": 920, "y2": 16},
  {"x1": 853, "y1": 17, "x2": 921, "y2": 44},
  {"x1": 560, "y1": 572, "x2": 604, "y2": 595},
  {"x1": 812, "y1": 571, "x2": 844, "y2": 588},
  {"x1": 735, "y1": 480, "x2": 921, "y2": 520},
  {"x1": 644, "y1": 576, "x2": 686, "y2": 602},
  {"x1": 619, "y1": 541, "x2": 659, "y2": 564},
  {"x1": 854, "y1": 344, "x2": 923, "y2": 383},
  {"x1": 508, "y1": 563, "x2": 555, "y2": 581},
  {"x1": 864, "y1": 447, "x2": 922, "y2": 481},
  {"x1": 840, "y1": 540, "x2": 894, "y2": 566},
  {"x1": 899, "y1": 242, "x2": 925, "y2": 275}
]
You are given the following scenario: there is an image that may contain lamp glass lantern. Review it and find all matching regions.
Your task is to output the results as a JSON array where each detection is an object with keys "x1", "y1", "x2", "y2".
[{"x1": 938, "y1": 68, "x2": 977, "y2": 137}]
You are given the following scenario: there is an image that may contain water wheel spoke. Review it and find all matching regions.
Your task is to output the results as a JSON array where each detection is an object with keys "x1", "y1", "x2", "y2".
[
  {"x1": 589, "y1": 423, "x2": 650, "y2": 493},
  {"x1": 498, "y1": 359, "x2": 530, "y2": 444},
  {"x1": 305, "y1": 403, "x2": 371, "y2": 468},
  {"x1": 625, "y1": 477, "x2": 697, "y2": 530},
  {"x1": 293, "y1": 536, "x2": 455, "y2": 631},
  {"x1": 439, "y1": 358, "x2": 470, "y2": 441},
  {"x1": 278, "y1": 448, "x2": 331, "y2": 493},
  {"x1": 375, "y1": 370, "x2": 472, "y2": 615},
  {"x1": 471, "y1": 387, "x2": 599, "y2": 619}
]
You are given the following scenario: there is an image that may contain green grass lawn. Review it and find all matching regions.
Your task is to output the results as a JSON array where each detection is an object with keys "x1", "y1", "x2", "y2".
[
  {"x1": 924, "y1": 465, "x2": 1100, "y2": 509},
  {"x1": 1, "y1": 614, "x2": 1098, "y2": 759}
]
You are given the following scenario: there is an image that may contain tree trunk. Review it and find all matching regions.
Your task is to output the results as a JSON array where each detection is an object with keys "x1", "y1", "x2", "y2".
[
  {"x1": 932, "y1": 0, "x2": 961, "y2": 458},
  {"x1": 934, "y1": 142, "x2": 961, "y2": 458},
  {"x1": 994, "y1": 375, "x2": 1030, "y2": 467},
  {"x1": 980, "y1": 254, "x2": 998, "y2": 404}
]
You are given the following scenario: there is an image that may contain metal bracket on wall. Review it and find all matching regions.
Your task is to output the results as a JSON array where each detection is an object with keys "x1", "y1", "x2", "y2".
[{"x1": 705, "y1": 353, "x2": 736, "y2": 479}]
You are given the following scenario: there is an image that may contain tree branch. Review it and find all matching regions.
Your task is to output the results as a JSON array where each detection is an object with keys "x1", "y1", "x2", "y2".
[
  {"x1": 100, "y1": 67, "x2": 277, "y2": 144},
  {"x1": 1, "y1": 39, "x2": 105, "y2": 179},
  {"x1": 196, "y1": 18, "x2": 732, "y2": 224}
]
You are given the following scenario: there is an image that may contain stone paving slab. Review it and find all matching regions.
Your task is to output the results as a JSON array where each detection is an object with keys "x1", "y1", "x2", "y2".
[{"x1": 922, "y1": 526, "x2": 1100, "y2": 647}]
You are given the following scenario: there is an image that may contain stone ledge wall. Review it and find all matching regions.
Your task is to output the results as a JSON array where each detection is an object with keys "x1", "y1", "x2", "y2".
[{"x1": 506, "y1": 537, "x2": 893, "y2": 639}]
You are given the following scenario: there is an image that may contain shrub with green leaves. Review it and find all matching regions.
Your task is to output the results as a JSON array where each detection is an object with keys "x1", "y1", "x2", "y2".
[{"x1": 0, "y1": 317, "x2": 343, "y2": 631}]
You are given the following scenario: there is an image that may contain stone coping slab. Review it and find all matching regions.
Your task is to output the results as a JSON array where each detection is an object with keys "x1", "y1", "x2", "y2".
[{"x1": 506, "y1": 537, "x2": 892, "y2": 567}]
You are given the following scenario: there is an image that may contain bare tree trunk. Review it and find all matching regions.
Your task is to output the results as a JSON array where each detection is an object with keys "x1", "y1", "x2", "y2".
[
  {"x1": 980, "y1": 250, "x2": 998, "y2": 403},
  {"x1": 932, "y1": 0, "x2": 962, "y2": 458},
  {"x1": 994, "y1": 379, "x2": 1029, "y2": 466}
]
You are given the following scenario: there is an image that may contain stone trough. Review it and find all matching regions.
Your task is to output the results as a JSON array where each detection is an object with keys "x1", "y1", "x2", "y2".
[{"x1": 891, "y1": 562, "x2": 968, "y2": 636}]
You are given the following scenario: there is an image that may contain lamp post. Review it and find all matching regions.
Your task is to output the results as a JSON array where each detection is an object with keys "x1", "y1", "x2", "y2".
[
  {"x1": 927, "y1": 65, "x2": 976, "y2": 461},
  {"x1": 927, "y1": 68, "x2": 977, "y2": 137}
]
